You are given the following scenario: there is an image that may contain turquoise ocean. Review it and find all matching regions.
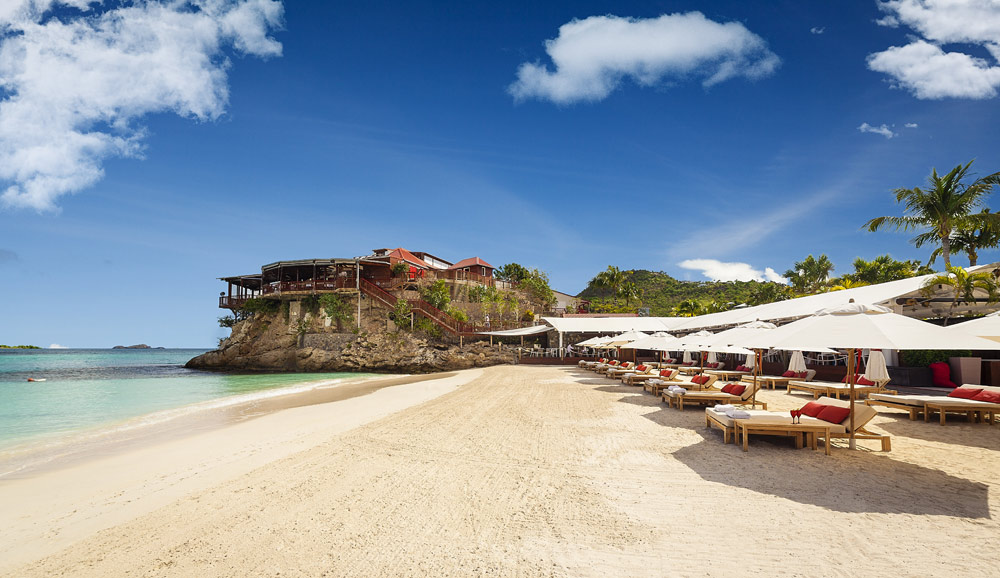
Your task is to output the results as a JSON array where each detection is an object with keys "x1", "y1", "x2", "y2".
[{"x1": 0, "y1": 348, "x2": 371, "y2": 477}]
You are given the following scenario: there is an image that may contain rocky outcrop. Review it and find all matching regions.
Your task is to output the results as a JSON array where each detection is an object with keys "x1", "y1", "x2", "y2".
[{"x1": 186, "y1": 312, "x2": 515, "y2": 373}]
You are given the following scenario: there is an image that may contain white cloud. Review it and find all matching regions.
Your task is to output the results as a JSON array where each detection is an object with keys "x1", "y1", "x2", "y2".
[
  {"x1": 810, "y1": 27, "x2": 825, "y2": 35},
  {"x1": 869, "y1": 1, "x2": 1000, "y2": 99},
  {"x1": 858, "y1": 122, "x2": 897, "y2": 138},
  {"x1": 905, "y1": 122, "x2": 919, "y2": 127},
  {"x1": 0, "y1": 0, "x2": 284, "y2": 211},
  {"x1": 48, "y1": 343, "x2": 68, "y2": 349},
  {"x1": 508, "y1": 12, "x2": 780, "y2": 104},
  {"x1": 679, "y1": 259, "x2": 787, "y2": 283}
]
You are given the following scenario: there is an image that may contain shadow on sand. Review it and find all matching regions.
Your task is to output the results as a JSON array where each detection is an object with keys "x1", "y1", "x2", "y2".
[{"x1": 596, "y1": 382, "x2": 991, "y2": 518}]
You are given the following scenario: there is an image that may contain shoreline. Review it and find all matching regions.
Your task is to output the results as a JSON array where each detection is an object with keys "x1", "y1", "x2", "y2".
[{"x1": 0, "y1": 369, "x2": 478, "y2": 572}]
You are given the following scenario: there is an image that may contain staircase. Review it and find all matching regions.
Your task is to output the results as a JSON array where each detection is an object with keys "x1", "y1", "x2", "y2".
[{"x1": 359, "y1": 278, "x2": 470, "y2": 336}]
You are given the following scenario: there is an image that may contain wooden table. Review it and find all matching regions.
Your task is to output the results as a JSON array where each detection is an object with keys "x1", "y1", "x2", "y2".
[
  {"x1": 923, "y1": 401, "x2": 998, "y2": 425},
  {"x1": 677, "y1": 366, "x2": 707, "y2": 376},
  {"x1": 741, "y1": 375, "x2": 795, "y2": 390},
  {"x1": 704, "y1": 370, "x2": 751, "y2": 381},
  {"x1": 734, "y1": 419, "x2": 832, "y2": 455}
]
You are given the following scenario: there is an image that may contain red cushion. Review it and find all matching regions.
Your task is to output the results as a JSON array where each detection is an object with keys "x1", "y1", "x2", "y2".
[
  {"x1": 800, "y1": 402, "x2": 824, "y2": 417},
  {"x1": 855, "y1": 376, "x2": 875, "y2": 386},
  {"x1": 816, "y1": 405, "x2": 851, "y2": 424},
  {"x1": 636, "y1": 365, "x2": 647, "y2": 372},
  {"x1": 971, "y1": 390, "x2": 1000, "y2": 403},
  {"x1": 699, "y1": 375, "x2": 710, "y2": 385},
  {"x1": 841, "y1": 375, "x2": 849, "y2": 383},
  {"x1": 949, "y1": 387, "x2": 983, "y2": 399},
  {"x1": 659, "y1": 369, "x2": 672, "y2": 377},
  {"x1": 609, "y1": 360, "x2": 618, "y2": 366},
  {"x1": 782, "y1": 370, "x2": 795, "y2": 377},
  {"x1": 929, "y1": 362, "x2": 956, "y2": 388},
  {"x1": 730, "y1": 384, "x2": 747, "y2": 396},
  {"x1": 695, "y1": 375, "x2": 709, "y2": 385},
  {"x1": 795, "y1": 371, "x2": 808, "y2": 378},
  {"x1": 721, "y1": 383, "x2": 735, "y2": 394}
]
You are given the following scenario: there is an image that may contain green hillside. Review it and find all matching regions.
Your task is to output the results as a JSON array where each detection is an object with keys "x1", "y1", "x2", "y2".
[{"x1": 577, "y1": 269, "x2": 789, "y2": 316}]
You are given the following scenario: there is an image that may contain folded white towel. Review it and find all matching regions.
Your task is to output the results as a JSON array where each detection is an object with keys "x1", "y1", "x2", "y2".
[
  {"x1": 713, "y1": 404, "x2": 735, "y2": 412},
  {"x1": 649, "y1": 379, "x2": 662, "y2": 385},
  {"x1": 726, "y1": 410, "x2": 751, "y2": 419},
  {"x1": 674, "y1": 387, "x2": 687, "y2": 395}
]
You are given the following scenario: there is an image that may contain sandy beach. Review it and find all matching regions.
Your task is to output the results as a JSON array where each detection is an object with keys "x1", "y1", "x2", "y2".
[{"x1": 3, "y1": 365, "x2": 999, "y2": 577}]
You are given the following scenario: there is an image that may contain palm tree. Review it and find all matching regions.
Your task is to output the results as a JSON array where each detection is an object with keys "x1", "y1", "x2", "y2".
[
  {"x1": 619, "y1": 281, "x2": 642, "y2": 307},
  {"x1": 672, "y1": 299, "x2": 704, "y2": 317},
  {"x1": 783, "y1": 254, "x2": 834, "y2": 294},
  {"x1": 828, "y1": 278, "x2": 870, "y2": 291},
  {"x1": 921, "y1": 266, "x2": 999, "y2": 325},
  {"x1": 865, "y1": 161, "x2": 1000, "y2": 269},
  {"x1": 592, "y1": 266, "x2": 627, "y2": 304},
  {"x1": 848, "y1": 254, "x2": 920, "y2": 285},
  {"x1": 927, "y1": 209, "x2": 1000, "y2": 267}
]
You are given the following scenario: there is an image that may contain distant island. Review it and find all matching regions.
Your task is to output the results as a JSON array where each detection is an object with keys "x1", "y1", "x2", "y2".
[
  {"x1": 112, "y1": 344, "x2": 163, "y2": 349},
  {"x1": 0, "y1": 344, "x2": 41, "y2": 349}
]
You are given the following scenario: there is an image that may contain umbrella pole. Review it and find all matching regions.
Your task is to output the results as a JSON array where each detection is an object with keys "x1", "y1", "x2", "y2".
[
  {"x1": 848, "y1": 347, "x2": 856, "y2": 450},
  {"x1": 751, "y1": 349, "x2": 761, "y2": 409}
]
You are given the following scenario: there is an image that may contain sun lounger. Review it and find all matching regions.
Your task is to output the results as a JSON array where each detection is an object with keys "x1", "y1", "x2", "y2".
[
  {"x1": 786, "y1": 379, "x2": 894, "y2": 400},
  {"x1": 579, "y1": 357, "x2": 608, "y2": 369},
  {"x1": 664, "y1": 380, "x2": 765, "y2": 411},
  {"x1": 594, "y1": 360, "x2": 623, "y2": 375},
  {"x1": 868, "y1": 384, "x2": 1000, "y2": 424},
  {"x1": 624, "y1": 367, "x2": 677, "y2": 386},
  {"x1": 605, "y1": 362, "x2": 637, "y2": 378},
  {"x1": 742, "y1": 369, "x2": 816, "y2": 390},
  {"x1": 707, "y1": 396, "x2": 890, "y2": 453}
]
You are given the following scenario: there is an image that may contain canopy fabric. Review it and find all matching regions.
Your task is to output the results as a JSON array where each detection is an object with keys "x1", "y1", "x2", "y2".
[
  {"x1": 478, "y1": 325, "x2": 550, "y2": 337},
  {"x1": 744, "y1": 352, "x2": 756, "y2": 369},
  {"x1": 864, "y1": 350, "x2": 890, "y2": 382},
  {"x1": 682, "y1": 350, "x2": 693, "y2": 364},
  {"x1": 947, "y1": 312, "x2": 1000, "y2": 343},
  {"x1": 675, "y1": 330, "x2": 715, "y2": 350},
  {"x1": 788, "y1": 350, "x2": 807, "y2": 372},
  {"x1": 734, "y1": 303, "x2": 1000, "y2": 351},
  {"x1": 665, "y1": 267, "x2": 999, "y2": 332},
  {"x1": 706, "y1": 351, "x2": 718, "y2": 364},
  {"x1": 541, "y1": 317, "x2": 681, "y2": 334},
  {"x1": 605, "y1": 330, "x2": 650, "y2": 347},
  {"x1": 621, "y1": 333, "x2": 680, "y2": 351},
  {"x1": 575, "y1": 335, "x2": 609, "y2": 346}
]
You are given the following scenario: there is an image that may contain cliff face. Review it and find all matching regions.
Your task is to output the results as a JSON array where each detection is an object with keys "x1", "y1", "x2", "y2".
[{"x1": 186, "y1": 311, "x2": 515, "y2": 374}]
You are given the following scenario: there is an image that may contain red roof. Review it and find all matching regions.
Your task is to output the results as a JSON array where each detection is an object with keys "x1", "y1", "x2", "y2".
[
  {"x1": 448, "y1": 257, "x2": 494, "y2": 270},
  {"x1": 388, "y1": 248, "x2": 430, "y2": 268}
]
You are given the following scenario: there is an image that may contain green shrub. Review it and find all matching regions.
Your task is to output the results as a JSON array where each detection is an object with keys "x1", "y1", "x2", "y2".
[
  {"x1": 280, "y1": 301, "x2": 290, "y2": 322},
  {"x1": 447, "y1": 307, "x2": 469, "y2": 323},
  {"x1": 901, "y1": 350, "x2": 972, "y2": 367},
  {"x1": 391, "y1": 261, "x2": 410, "y2": 277},
  {"x1": 301, "y1": 295, "x2": 321, "y2": 316},
  {"x1": 319, "y1": 293, "x2": 354, "y2": 327},
  {"x1": 521, "y1": 310, "x2": 535, "y2": 322},
  {"x1": 414, "y1": 317, "x2": 442, "y2": 338},
  {"x1": 217, "y1": 315, "x2": 237, "y2": 328},
  {"x1": 390, "y1": 299, "x2": 412, "y2": 330},
  {"x1": 420, "y1": 280, "x2": 451, "y2": 310},
  {"x1": 242, "y1": 297, "x2": 280, "y2": 315}
]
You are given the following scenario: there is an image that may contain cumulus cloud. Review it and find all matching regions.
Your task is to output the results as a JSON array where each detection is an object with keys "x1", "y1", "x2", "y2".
[
  {"x1": 508, "y1": 12, "x2": 780, "y2": 104},
  {"x1": 49, "y1": 343, "x2": 68, "y2": 349},
  {"x1": 858, "y1": 122, "x2": 897, "y2": 138},
  {"x1": 0, "y1": 0, "x2": 284, "y2": 211},
  {"x1": 810, "y1": 27, "x2": 825, "y2": 35},
  {"x1": 0, "y1": 248, "x2": 18, "y2": 263},
  {"x1": 905, "y1": 122, "x2": 919, "y2": 127},
  {"x1": 679, "y1": 259, "x2": 788, "y2": 283},
  {"x1": 868, "y1": 0, "x2": 1000, "y2": 99}
]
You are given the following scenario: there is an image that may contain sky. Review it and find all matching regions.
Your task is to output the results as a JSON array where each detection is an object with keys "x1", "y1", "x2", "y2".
[{"x1": 3, "y1": 0, "x2": 1000, "y2": 347}]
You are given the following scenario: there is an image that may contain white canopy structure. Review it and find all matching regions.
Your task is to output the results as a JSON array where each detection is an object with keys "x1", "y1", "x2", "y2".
[
  {"x1": 605, "y1": 330, "x2": 650, "y2": 347},
  {"x1": 729, "y1": 302, "x2": 1000, "y2": 448},
  {"x1": 947, "y1": 311, "x2": 1000, "y2": 343},
  {"x1": 621, "y1": 333, "x2": 680, "y2": 351},
  {"x1": 478, "y1": 325, "x2": 550, "y2": 337}
]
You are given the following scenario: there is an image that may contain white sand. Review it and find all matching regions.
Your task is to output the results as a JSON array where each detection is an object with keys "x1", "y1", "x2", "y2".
[{"x1": 3, "y1": 365, "x2": 1000, "y2": 577}]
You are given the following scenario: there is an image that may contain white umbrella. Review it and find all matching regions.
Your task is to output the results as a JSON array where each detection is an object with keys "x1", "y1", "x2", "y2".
[
  {"x1": 623, "y1": 333, "x2": 680, "y2": 351},
  {"x1": 947, "y1": 311, "x2": 1000, "y2": 343},
  {"x1": 682, "y1": 350, "x2": 693, "y2": 364},
  {"x1": 707, "y1": 351, "x2": 718, "y2": 364},
  {"x1": 744, "y1": 352, "x2": 756, "y2": 369},
  {"x1": 576, "y1": 335, "x2": 608, "y2": 347},
  {"x1": 737, "y1": 301, "x2": 1000, "y2": 448},
  {"x1": 605, "y1": 330, "x2": 650, "y2": 347},
  {"x1": 788, "y1": 350, "x2": 807, "y2": 373},
  {"x1": 864, "y1": 350, "x2": 890, "y2": 383},
  {"x1": 676, "y1": 330, "x2": 715, "y2": 350}
]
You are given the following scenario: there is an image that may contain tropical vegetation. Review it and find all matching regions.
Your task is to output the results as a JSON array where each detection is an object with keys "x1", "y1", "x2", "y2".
[
  {"x1": 865, "y1": 160, "x2": 1000, "y2": 269},
  {"x1": 921, "y1": 266, "x2": 1000, "y2": 325}
]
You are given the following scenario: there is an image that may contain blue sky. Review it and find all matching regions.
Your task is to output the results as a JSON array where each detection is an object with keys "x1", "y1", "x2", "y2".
[{"x1": 3, "y1": 0, "x2": 1000, "y2": 347}]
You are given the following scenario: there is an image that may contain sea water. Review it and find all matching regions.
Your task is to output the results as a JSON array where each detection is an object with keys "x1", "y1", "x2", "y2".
[{"x1": 0, "y1": 348, "x2": 372, "y2": 476}]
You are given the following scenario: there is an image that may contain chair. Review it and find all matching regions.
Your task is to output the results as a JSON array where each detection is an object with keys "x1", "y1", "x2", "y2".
[
  {"x1": 869, "y1": 385, "x2": 1000, "y2": 425},
  {"x1": 664, "y1": 380, "x2": 765, "y2": 411}
]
